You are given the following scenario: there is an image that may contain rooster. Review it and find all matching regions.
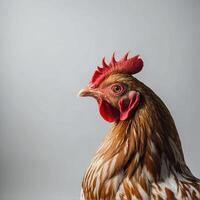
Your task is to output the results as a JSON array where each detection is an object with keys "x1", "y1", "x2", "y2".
[{"x1": 79, "y1": 52, "x2": 200, "y2": 200}]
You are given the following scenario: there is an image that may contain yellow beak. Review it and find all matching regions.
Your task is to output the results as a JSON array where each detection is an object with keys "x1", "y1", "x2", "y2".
[{"x1": 78, "y1": 87, "x2": 95, "y2": 97}]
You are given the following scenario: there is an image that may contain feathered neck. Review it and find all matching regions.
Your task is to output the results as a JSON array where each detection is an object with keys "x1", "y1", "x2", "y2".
[{"x1": 82, "y1": 86, "x2": 189, "y2": 199}]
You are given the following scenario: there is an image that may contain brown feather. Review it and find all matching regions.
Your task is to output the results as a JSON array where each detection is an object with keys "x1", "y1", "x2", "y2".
[{"x1": 81, "y1": 74, "x2": 200, "y2": 200}]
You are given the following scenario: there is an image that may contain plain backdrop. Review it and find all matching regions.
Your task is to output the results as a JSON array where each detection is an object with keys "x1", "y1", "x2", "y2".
[{"x1": 0, "y1": 0, "x2": 199, "y2": 199}]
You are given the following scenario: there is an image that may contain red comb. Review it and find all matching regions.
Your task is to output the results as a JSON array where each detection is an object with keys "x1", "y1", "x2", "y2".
[{"x1": 89, "y1": 52, "x2": 143, "y2": 87}]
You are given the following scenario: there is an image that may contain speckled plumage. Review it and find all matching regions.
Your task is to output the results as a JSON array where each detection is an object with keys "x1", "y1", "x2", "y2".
[{"x1": 79, "y1": 53, "x2": 200, "y2": 200}]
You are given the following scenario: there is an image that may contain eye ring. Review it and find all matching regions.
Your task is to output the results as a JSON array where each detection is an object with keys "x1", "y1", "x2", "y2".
[{"x1": 111, "y1": 83, "x2": 125, "y2": 96}]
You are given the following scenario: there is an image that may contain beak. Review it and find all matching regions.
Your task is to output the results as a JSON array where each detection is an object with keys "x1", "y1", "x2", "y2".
[{"x1": 78, "y1": 86, "x2": 97, "y2": 97}]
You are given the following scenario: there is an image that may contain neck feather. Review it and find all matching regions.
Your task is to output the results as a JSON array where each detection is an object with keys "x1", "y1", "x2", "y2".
[{"x1": 82, "y1": 87, "x2": 187, "y2": 199}]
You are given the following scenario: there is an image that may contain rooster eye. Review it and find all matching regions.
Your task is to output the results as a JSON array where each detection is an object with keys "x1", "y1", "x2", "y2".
[{"x1": 111, "y1": 84, "x2": 125, "y2": 95}]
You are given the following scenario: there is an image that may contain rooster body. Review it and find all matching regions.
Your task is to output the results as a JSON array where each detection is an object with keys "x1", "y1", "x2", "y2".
[{"x1": 79, "y1": 53, "x2": 200, "y2": 200}]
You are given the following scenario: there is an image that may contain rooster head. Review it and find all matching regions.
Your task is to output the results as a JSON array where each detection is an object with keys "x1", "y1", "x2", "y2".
[{"x1": 79, "y1": 52, "x2": 144, "y2": 123}]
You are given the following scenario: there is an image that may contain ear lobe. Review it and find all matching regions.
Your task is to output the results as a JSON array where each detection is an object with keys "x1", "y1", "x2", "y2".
[{"x1": 118, "y1": 91, "x2": 140, "y2": 120}]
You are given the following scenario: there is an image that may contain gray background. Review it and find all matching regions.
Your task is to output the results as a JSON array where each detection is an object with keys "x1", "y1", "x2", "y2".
[{"x1": 0, "y1": 0, "x2": 199, "y2": 199}]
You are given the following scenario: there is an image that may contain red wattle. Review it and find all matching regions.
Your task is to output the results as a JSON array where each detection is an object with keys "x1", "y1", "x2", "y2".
[{"x1": 98, "y1": 99, "x2": 120, "y2": 122}]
